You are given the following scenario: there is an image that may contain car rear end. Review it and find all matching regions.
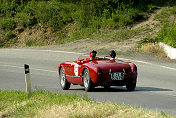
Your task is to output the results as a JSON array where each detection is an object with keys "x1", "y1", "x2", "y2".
[{"x1": 95, "y1": 60, "x2": 137, "y2": 89}]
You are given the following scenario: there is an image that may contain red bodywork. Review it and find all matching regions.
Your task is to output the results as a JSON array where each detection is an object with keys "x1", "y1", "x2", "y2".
[{"x1": 58, "y1": 58, "x2": 137, "y2": 87}]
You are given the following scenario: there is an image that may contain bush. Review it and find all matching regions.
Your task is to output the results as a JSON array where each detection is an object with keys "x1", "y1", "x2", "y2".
[
  {"x1": 33, "y1": 1, "x2": 73, "y2": 30},
  {"x1": 0, "y1": 30, "x2": 17, "y2": 47},
  {"x1": 112, "y1": 7, "x2": 139, "y2": 26},
  {"x1": 0, "y1": 17, "x2": 16, "y2": 30},
  {"x1": 0, "y1": 0, "x2": 28, "y2": 17},
  {"x1": 15, "y1": 13, "x2": 37, "y2": 27},
  {"x1": 157, "y1": 23, "x2": 176, "y2": 48},
  {"x1": 138, "y1": 38, "x2": 156, "y2": 48},
  {"x1": 5, "y1": 30, "x2": 16, "y2": 39}
]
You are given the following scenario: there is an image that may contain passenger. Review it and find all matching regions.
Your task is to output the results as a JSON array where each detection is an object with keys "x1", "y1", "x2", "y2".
[
  {"x1": 90, "y1": 50, "x2": 97, "y2": 60},
  {"x1": 109, "y1": 50, "x2": 116, "y2": 60}
]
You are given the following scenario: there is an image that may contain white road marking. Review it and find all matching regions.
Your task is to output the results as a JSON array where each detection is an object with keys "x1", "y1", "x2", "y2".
[
  {"x1": 164, "y1": 93, "x2": 176, "y2": 97},
  {"x1": 118, "y1": 58, "x2": 153, "y2": 65},
  {"x1": 0, "y1": 64, "x2": 57, "y2": 73},
  {"x1": 30, "y1": 68, "x2": 57, "y2": 73},
  {"x1": 160, "y1": 66, "x2": 176, "y2": 71},
  {"x1": 33, "y1": 49, "x2": 85, "y2": 55},
  {"x1": 1, "y1": 49, "x2": 84, "y2": 55},
  {"x1": 0, "y1": 64, "x2": 23, "y2": 69},
  {"x1": 119, "y1": 58, "x2": 176, "y2": 71}
]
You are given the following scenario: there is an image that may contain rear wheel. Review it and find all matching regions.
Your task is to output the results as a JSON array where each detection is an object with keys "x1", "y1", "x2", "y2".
[
  {"x1": 59, "y1": 67, "x2": 70, "y2": 90},
  {"x1": 83, "y1": 69, "x2": 93, "y2": 92},
  {"x1": 104, "y1": 85, "x2": 111, "y2": 90},
  {"x1": 126, "y1": 80, "x2": 136, "y2": 91}
]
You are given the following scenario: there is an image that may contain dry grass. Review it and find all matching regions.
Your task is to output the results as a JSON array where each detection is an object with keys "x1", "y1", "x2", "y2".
[
  {"x1": 35, "y1": 101, "x2": 172, "y2": 118},
  {"x1": 141, "y1": 43, "x2": 168, "y2": 59}
]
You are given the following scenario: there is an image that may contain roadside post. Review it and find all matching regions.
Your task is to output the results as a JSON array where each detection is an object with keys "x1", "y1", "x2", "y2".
[{"x1": 24, "y1": 64, "x2": 31, "y2": 98}]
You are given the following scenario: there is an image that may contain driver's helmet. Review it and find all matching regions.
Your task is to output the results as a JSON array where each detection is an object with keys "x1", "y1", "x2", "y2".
[
  {"x1": 109, "y1": 50, "x2": 116, "y2": 58},
  {"x1": 90, "y1": 50, "x2": 97, "y2": 58}
]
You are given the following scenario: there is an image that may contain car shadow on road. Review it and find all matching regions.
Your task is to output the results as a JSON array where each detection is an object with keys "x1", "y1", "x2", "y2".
[
  {"x1": 69, "y1": 86, "x2": 173, "y2": 92},
  {"x1": 135, "y1": 86, "x2": 173, "y2": 92}
]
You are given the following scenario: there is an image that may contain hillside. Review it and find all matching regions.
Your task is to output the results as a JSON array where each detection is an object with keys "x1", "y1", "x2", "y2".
[{"x1": 0, "y1": 0, "x2": 176, "y2": 52}]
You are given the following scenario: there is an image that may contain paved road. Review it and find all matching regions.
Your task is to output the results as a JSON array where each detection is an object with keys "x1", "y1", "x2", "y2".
[{"x1": 0, "y1": 49, "x2": 176, "y2": 115}]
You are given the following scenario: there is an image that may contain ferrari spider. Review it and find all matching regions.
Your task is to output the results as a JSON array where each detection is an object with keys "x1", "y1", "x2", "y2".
[{"x1": 58, "y1": 56, "x2": 137, "y2": 92}]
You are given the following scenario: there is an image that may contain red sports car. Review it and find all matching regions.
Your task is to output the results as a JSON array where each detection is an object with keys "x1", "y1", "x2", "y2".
[{"x1": 58, "y1": 57, "x2": 137, "y2": 92}]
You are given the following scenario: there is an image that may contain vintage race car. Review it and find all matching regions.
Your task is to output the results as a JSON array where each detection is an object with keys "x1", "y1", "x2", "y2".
[{"x1": 58, "y1": 57, "x2": 137, "y2": 92}]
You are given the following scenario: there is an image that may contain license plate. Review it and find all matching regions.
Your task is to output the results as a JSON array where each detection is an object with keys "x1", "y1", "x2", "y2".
[{"x1": 111, "y1": 72, "x2": 124, "y2": 80}]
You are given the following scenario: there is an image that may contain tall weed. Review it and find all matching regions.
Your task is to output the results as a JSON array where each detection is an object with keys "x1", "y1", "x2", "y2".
[{"x1": 157, "y1": 23, "x2": 176, "y2": 48}]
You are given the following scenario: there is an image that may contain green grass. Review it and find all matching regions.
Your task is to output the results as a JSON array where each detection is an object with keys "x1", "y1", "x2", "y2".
[
  {"x1": 0, "y1": 90, "x2": 90, "y2": 118},
  {"x1": 24, "y1": 38, "x2": 47, "y2": 47},
  {"x1": 92, "y1": 28, "x2": 146, "y2": 42},
  {"x1": 56, "y1": 27, "x2": 146, "y2": 45},
  {"x1": 0, "y1": 90, "x2": 175, "y2": 118},
  {"x1": 157, "y1": 23, "x2": 176, "y2": 48},
  {"x1": 97, "y1": 48, "x2": 136, "y2": 56},
  {"x1": 154, "y1": 7, "x2": 176, "y2": 23},
  {"x1": 155, "y1": 7, "x2": 176, "y2": 48}
]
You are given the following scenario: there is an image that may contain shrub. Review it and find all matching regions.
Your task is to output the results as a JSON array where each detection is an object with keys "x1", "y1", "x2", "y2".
[
  {"x1": 138, "y1": 38, "x2": 156, "y2": 48},
  {"x1": 34, "y1": 1, "x2": 73, "y2": 30},
  {"x1": 15, "y1": 13, "x2": 37, "y2": 27},
  {"x1": 0, "y1": 30, "x2": 17, "y2": 47},
  {"x1": 157, "y1": 23, "x2": 176, "y2": 48},
  {"x1": 112, "y1": 7, "x2": 139, "y2": 26},
  {"x1": 0, "y1": 0, "x2": 28, "y2": 17},
  {"x1": 0, "y1": 17, "x2": 16, "y2": 30},
  {"x1": 5, "y1": 30, "x2": 16, "y2": 39},
  {"x1": 25, "y1": 39, "x2": 38, "y2": 47}
]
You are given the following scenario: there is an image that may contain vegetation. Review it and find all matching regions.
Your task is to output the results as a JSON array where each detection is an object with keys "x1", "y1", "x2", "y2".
[
  {"x1": 0, "y1": 90, "x2": 175, "y2": 118},
  {"x1": 157, "y1": 23, "x2": 176, "y2": 48},
  {"x1": 0, "y1": 0, "x2": 176, "y2": 47},
  {"x1": 155, "y1": 7, "x2": 176, "y2": 47}
]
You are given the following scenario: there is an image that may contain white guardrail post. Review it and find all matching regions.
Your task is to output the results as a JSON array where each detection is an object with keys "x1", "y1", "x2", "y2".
[{"x1": 24, "y1": 64, "x2": 31, "y2": 98}]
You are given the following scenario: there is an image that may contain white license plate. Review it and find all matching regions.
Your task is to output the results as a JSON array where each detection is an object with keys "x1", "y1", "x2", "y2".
[{"x1": 111, "y1": 72, "x2": 124, "y2": 80}]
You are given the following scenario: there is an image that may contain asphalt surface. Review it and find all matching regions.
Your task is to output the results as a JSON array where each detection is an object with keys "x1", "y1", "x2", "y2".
[{"x1": 0, "y1": 48, "x2": 176, "y2": 115}]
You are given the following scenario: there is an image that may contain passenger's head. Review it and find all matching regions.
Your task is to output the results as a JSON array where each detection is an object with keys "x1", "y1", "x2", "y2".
[
  {"x1": 109, "y1": 50, "x2": 116, "y2": 59},
  {"x1": 90, "y1": 50, "x2": 97, "y2": 60}
]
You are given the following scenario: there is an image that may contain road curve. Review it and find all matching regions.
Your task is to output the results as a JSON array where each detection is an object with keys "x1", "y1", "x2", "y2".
[{"x1": 0, "y1": 48, "x2": 176, "y2": 115}]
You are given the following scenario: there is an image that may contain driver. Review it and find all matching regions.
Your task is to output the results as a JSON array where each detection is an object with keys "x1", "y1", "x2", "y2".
[
  {"x1": 109, "y1": 50, "x2": 116, "y2": 60},
  {"x1": 90, "y1": 50, "x2": 97, "y2": 60},
  {"x1": 79, "y1": 50, "x2": 97, "y2": 63}
]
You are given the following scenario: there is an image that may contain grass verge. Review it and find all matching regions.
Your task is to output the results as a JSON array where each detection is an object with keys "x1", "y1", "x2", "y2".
[{"x1": 0, "y1": 90, "x2": 175, "y2": 118}]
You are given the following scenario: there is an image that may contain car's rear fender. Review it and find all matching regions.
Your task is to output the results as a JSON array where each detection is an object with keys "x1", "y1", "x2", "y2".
[
  {"x1": 127, "y1": 62, "x2": 137, "y2": 81},
  {"x1": 82, "y1": 65, "x2": 99, "y2": 83}
]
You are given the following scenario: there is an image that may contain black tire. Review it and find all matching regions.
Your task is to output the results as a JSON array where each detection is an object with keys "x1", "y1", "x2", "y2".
[
  {"x1": 83, "y1": 69, "x2": 93, "y2": 92},
  {"x1": 59, "y1": 67, "x2": 70, "y2": 90},
  {"x1": 104, "y1": 85, "x2": 111, "y2": 90},
  {"x1": 126, "y1": 80, "x2": 136, "y2": 91}
]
